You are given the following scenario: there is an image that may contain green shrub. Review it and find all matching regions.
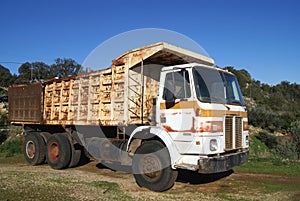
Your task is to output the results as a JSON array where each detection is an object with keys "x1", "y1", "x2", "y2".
[
  {"x1": 0, "y1": 129, "x2": 8, "y2": 144},
  {"x1": 0, "y1": 113, "x2": 8, "y2": 125},
  {"x1": 273, "y1": 137, "x2": 298, "y2": 160},
  {"x1": 249, "y1": 135, "x2": 270, "y2": 158},
  {"x1": 255, "y1": 130, "x2": 299, "y2": 160},
  {"x1": 0, "y1": 139, "x2": 22, "y2": 157},
  {"x1": 256, "y1": 130, "x2": 278, "y2": 149}
]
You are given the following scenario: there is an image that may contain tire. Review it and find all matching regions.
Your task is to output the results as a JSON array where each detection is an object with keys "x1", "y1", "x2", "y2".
[
  {"x1": 39, "y1": 132, "x2": 51, "y2": 164},
  {"x1": 23, "y1": 132, "x2": 46, "y2": 165},
  {"x1": 39, "y1": 132, "x2": 51, "y2": 143},
  {"x1": 68, "y1": 143, "x2": 82, "y2": 168},
  {"x1": 132, "y1": 140, "x2": 178, "y2": 192},
  {"x1": 46, "y1": 133, "x2": 71, "y2": 170}
]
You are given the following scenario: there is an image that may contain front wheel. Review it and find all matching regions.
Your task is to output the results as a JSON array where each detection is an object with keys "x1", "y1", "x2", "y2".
[{"x1": 132, "y1": 140, "x2": 178, "y2": 192}]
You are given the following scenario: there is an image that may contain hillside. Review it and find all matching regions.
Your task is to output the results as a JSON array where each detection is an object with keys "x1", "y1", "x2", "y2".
[{"x1": 225, "y1": 67, "x2": 300, "y2": 160}]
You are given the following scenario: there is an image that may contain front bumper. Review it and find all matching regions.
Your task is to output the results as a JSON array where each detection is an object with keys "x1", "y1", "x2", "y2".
[{"x1": 198, "y1": 150, "x2": 249, "y2": 174}]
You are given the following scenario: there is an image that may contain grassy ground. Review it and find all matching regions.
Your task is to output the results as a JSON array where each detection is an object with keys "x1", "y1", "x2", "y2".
[
  {"x1": 1, "y1": 153, "x2": 300, "y2": 201},
  {"x1": 1, "y1": 131, "x2": 300, "y2": 200},
  {"x1": 235, "y1": 157, "x2": 300, "y2": 176},
  {"x1": 0, "y1": 162, "x2": 134, "y2": 201}
]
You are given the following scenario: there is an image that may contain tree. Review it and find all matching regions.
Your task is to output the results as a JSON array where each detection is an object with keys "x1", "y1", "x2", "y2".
[
  {"x1": 14, "y1": 59, "x2": 83, "y2": 84},
  {"x1": 0, "y1": 65, "x2": 14, "y2": 87},
  {"x1": 31, "y1": 62, "x2": 51, "y2": 81},
  {"x1": 289, "y1": 121, "x2": 300, "y2": 160},
  {"x1": 14, "y1": 62, "x2": 50, "y2": 83},
  {"x1": 50, "y1": 58, "x2": 82, "y2": 78},
  {"x1": 14, "y1": 62, "x2": 32, "y2": 84}
]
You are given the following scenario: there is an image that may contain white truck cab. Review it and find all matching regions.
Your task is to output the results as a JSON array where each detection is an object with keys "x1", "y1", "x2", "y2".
[{"x1": 152, "y1": 63, "x2": 249, "y2": 171}]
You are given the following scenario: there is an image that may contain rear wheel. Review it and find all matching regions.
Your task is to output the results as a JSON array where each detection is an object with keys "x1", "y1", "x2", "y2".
[
  {"x1": 40, "y1": 132, "x2": 51, "y2": 144},
  {"x1": 68, "y1": 143, "x2": 82, "y2": 168},
  {"x1": 132, "y1": 140, "x2": 178, "y2": 192},
  {"x1": 46, "y1": 133, "x2": 71, "y2": 169},
  {"x1": 23, "y1": 132, "x2": 46, "y2": 165}
]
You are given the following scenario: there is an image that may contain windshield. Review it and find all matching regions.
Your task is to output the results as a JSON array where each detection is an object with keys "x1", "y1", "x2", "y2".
[{"x1": 193, "y1": 67, "x2": 245, "y2": 105}]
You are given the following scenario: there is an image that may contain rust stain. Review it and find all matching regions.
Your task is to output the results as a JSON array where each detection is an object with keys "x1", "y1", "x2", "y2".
[
  {"x1": 160, "y1": 101, "x2": 247, "y2": 118},
  {"x1": 162, "y1": 119, "x2": 223, "y2": 133},
  {"x1": 8, "y1": 82, "x2": 43, "y2": 123}
]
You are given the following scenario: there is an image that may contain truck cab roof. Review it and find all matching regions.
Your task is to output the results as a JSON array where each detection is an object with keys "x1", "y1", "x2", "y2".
[{"x1": 161, "y1": 63, "x2": 234, "y2": 76}]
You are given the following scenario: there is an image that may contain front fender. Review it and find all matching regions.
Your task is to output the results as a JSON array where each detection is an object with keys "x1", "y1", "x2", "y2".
[{"x1": 127, "y1": 126, "x2": 181, "y2": 169}]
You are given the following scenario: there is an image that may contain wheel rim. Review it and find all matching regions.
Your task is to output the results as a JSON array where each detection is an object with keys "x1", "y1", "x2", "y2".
[
  {"x1": 48, "y1": 142, "x2": 59, "y2": 162},
  {"x1": 140, "y1": 154, "x2": 163, "y2": 182},
  {"x1": 25, "y1": 141, "x2": 35, "y2": 159}
]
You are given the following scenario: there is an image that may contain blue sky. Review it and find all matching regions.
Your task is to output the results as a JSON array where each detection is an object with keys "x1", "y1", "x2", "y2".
[{"x1": 0, "y1": 0, "x2": 299, "y2": 85}]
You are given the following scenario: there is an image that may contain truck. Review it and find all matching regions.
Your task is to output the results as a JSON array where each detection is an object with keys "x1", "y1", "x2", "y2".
[{"x1": 8, "y1": 42, "x2": 249, "y2": 192}]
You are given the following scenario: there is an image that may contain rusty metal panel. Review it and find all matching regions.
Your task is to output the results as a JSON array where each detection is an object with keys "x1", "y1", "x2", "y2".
[
  {"x1": 41, "y1": 62, "x2": 160, "y2": 126},
  {"x1": 44, "y1": 70, "x2": 108, "y2": 126},
  {"x1": 8, "y1": 83, "x2": 43, "y2": 123}
]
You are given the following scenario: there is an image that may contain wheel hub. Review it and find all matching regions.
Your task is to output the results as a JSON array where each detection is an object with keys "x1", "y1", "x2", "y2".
[
  {"x1": 48, "y1": 142, "x2": 59, "y2": 162},
  {"x1": 142, "y1": 154, "x2": 163, "y2": 181},
  {"x1": 25, "y1": 141, "x2": 35, "y2": 159}
]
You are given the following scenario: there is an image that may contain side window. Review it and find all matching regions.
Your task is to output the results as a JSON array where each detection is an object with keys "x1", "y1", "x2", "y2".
[
  {"x1": 163, "y1": 70, "x2": 191, "y2": 100},
  {"x1": 228, "y1": 80, "x2": 241, "y2": 102},
  {"x1": 163, "y1": 73, "x2": 173, "y2": 101}
]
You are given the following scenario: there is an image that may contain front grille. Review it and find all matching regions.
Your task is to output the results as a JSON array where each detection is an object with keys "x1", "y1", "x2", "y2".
[
  {"x1": 225, "y1": 116, "x2": 243, "y2": 150},
  {"x1": 225, "y1": 117, "x2": 233, "y2": 148},
  {"x1": 235, "y1": 117, "x2": 243, "y2": 148}
]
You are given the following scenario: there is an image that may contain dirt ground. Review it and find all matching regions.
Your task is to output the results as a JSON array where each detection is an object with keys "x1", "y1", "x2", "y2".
[{"x1": 0, "y1": 159, "x2": 300, "y2": 201}]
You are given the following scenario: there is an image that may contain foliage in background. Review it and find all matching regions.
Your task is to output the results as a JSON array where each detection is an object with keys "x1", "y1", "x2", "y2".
[
  {"x1": 0, "y1": 113, "x2": 8, "y2": 126},
  {"x1": 248, "y1": 133, "x2": 270, "y2": 158},
  {"x1": 225, "y1": 67, "x2": 300, "y2": 160},
  {"x1": 50, "y1": 58, "x2": 82, "y2": 78},
  {"x1": 0, "y1": 65, "x2": 17, "y2": 87},
  {"x1": 1, "y1": 58, "x2": 83, "y2": 84},
  {"x1": 13, "y1": 58, "x2": 82, "y2": 84},
  {"x1": 0, "y1": 140, "x2": 22, "y2": 157},
  {"x1": 288, "y1": 120, "x2": 300, "y2": 159},
  {"x1": 255, "y1": 130, "x2": 299, "y2": 160},
  {"x1": 237, "y1": 128, "x2": 300, "y2": 175},
  {"x1": 226, "y1": 66, "x2": 300, "y2": 134},
  {"x1": 0, "y1": 125, "x2": 23, "y2": 157}
]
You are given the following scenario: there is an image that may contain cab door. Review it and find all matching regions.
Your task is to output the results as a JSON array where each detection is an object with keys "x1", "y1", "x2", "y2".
[{"x1": 158, "y1": 69, "x2": 195, "y2": 152}]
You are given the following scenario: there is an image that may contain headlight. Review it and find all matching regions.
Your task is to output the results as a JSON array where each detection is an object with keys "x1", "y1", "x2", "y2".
[{"x1": 210, "y1": 139, "x2": 218, "y2": 151}]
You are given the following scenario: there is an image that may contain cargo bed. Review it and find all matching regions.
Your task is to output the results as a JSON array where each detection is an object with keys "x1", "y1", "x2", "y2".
[{"x1": 9, "y1": 42, "x2": 214, "y2": 126}]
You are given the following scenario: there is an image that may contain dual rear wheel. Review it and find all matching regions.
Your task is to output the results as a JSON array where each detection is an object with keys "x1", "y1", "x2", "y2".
[{"x1": 23, "y1": 132, "x2": 82, "y2": 169}]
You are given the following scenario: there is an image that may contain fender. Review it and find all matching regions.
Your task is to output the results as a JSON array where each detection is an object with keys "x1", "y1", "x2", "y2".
[{"x1": 127, "y1": 126, "x2": 181, "y2": 169}]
